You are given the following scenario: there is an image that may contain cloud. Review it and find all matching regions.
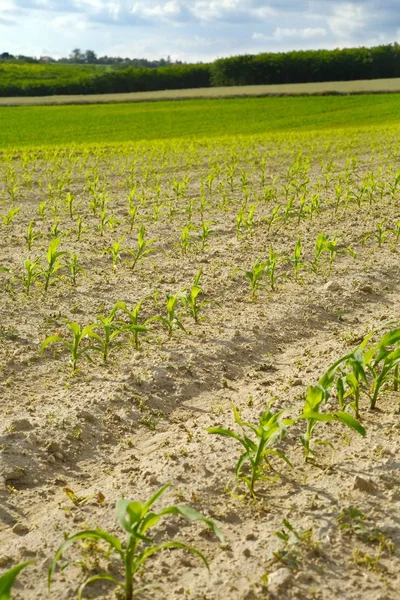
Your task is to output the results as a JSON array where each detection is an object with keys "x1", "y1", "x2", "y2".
[
  {"x1": 1, "y1": 1, "x2": 400, "y2": 60},
  {"x1": 328, "y1": 2, "x2": 367, "y2": 38},
  {"x1": 273, "y1": 27, "x2": 327, "y2": 40}
]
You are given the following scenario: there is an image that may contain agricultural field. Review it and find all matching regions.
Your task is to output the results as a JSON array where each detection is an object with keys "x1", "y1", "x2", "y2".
[
  {"x1": 3, "y1": 77, "x2": 400, "y2": 107},
  {"x1": 0, "y1": 100, "x2": 400, "y2": 600},
  {"x1": 1, "y1": 94, "x2": 400, "y2": 149}
]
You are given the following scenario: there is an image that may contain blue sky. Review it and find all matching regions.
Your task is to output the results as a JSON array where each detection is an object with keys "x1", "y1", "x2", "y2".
[{"x1": 0, "y1": 1, "x2": 399, "y2": 61}]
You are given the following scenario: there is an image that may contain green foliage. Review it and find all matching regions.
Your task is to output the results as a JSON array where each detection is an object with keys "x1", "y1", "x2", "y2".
[
  {"x1": 157, "y1": 294, "x2": 187, "y2": 337},
  {"x1": 39, "y1": 237, "x2": 66, "y2": 292},
  {"x1": 127, "y1": 225, "x2": 156, "y2": 270},
  {"x1": 208, "y1": 402, "x2": 293, "y2": 497},
  {"x1": 113, "y1": 299, "x2": 150, "y2": 350},
  {"x1": 49, "y1": 484, "x2": 223, "y2": 600},
  {"x1": 41, "y1": 322, "x2": 95, "y2": 371},
  {"x1": 181, "y1": 269, "x2": 210, "y2": 323},
  {"x1": 211, "y1": 44, "x2": 400, "y2": 87},
  {"x1": 0, "y1": 561, "x2": 32, "y2": 600},
  {"x1": 1, "y1": 206, "x2": 21, "y2": 226}
]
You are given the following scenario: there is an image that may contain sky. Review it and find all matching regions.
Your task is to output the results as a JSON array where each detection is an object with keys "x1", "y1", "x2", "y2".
[{"x1": 0, "y1": 0, "x2": 399, "y2": 61}]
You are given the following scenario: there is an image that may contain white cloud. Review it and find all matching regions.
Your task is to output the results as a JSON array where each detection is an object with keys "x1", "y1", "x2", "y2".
[
  {"x1": 273, "y1": 26, "x2": 327, "y2": 40},
  {"x1": 0, "y1": 0, "x2": 398, "y2": 62},
  {"x1": 328, "y1": 2, "x2": 367, "y2": 38}
]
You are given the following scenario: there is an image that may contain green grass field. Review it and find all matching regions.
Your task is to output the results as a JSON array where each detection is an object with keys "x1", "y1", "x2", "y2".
[{"x1": 1, "y1": 93, "x2": 400, "y2": 149}]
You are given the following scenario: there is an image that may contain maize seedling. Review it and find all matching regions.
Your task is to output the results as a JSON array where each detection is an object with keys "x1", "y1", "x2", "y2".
[
  {"x1": 41, "y1": 322, "x2": 95, "y2": 371},
  {"x1": 365, "y1": 327, "x2": 400, "y2": 409},
  {"x1": 65, "y1": 252, "x2": 86, "y2": 286},
  {"x1": 21, "y1": 258, "x2": 41, "y2": 296},
  {"x1": 126, "y1": 225, "x2": 157, "y2": 270},
  {"x1": 181, "y1": 269, "x2": 213, "y2": 323},
  {"x1": 1, "y1": 206, "x2": 21, "y2": 227},
  {"x1": 300, "y1": 363, "x2": 366, "y2": 460},
  {"x1": 88, "y1": 312, "x2": 125, "y2": 363},
  {"x1": 39, "y1": 238, "x2": 66, "y2": 292},
  {"x1": 208, "y1": 402, "x2": 293, "y2": 497},
  {"x1": 49, "y1": 484, "x2": 223, "y2": 600},
  {"x1": 157, "y1": 294, "x2": 187, "y2": 337},
  {"x1": 112, "y1": 299, "x2": 150, "y2": 350},
  {"x1": 24, "y1": 221, "x2": 41, "y2": 250},
  {"x1": 106, "y1": 236, "x2": 125, "y2": 269},
  {"x1": 0, "y1": 561, "x2": 32, "y2": 600}
]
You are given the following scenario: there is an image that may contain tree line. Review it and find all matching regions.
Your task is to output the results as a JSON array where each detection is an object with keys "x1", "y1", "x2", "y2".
[{"x1": 0, "y1": 43, "x2": 399, "y2": 97}]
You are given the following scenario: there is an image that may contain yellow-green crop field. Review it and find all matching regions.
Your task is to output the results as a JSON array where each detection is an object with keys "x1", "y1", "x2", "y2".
[
  {"x1": 0, "y1": 94, "x2": 399, "y2": 148},
  {"x1": 0, "y1": 96, "x2": 399, "y2": 600}
]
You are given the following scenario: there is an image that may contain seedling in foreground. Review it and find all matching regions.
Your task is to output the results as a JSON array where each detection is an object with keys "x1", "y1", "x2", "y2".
[
  {"x1": 41, "y1": 322, "x2": 95, "y2": 371},
  {"x1": 127, "y1": 225, "x2": 156, "y2": 270},
  {"x1": 49, "y1": 484, "x2": 223, "y2": 600},
  {"x1": 39, "y1": 238, "x2": 66, "y2": 292},
  {"x1": 0, "y1": 561, "x2": 32, "y2": 599},
  {"x1": 208, "y1": 402, "x2": 293, "y2": 497},
  {"x1": 242, "y1": 259, "x2": 267, "y2": 301},
  {"x1": 89, "y1": 312, "x2": 125, "y2": 362},
  {"x1": 113, "y1": 299, "x2": 150, "y2": 350},
  {"x1": 181, "y1": 269, "x2": 211, "y2": 323},
  {"x1": 1, "y1": 206, "x2": 21, "y2": 227},
  {"x1": 300, "y1": 376, "x2": 366, "y2": 460},
  {"x1": 157, "y1": 294, "x2": 187, "y2": 337},
  {"x1": 21, "y1": 258, "x2": 41, "y2": 296},
  {"x1": 65, "y1": 252, "x2": 86, "y2": 286},
  {"x1": 25, "y1": 221, "x2": 41, "y2": 250}
]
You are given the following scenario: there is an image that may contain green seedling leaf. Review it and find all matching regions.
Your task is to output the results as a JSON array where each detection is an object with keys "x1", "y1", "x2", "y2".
[{"x1": 0, "y1": 561, "x2": 33, "y2": 600}]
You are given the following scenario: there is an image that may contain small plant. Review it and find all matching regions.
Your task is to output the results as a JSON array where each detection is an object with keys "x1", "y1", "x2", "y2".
[
  {"x1": 179, "y1": 223, "x2": 197, "y2": 255},
  {"x1": 49, "y1": 484, "x2": 223, "y2": 600},
  {"x1": 21, "y1": 258, "x2": 41, "y2": 295},
  {"x1": 39, "y1": 238, "x2": 66, "y2": 292},
  {"x1": 106, "y1": 236, "x2": 125, "y2": 269},
  {"x1": 242, "y1": 259, "x2": 267, "y2": 301},
  {"x1": 273, "y1": 520, "x2": 318, "y2": 569},
  {"x1": 366, "y1": 327, "x2": 400, "y2": 409},
  {"x1": 263, "y1": 205, "x2": 281, "y2": 231},
  {"x1": 338, "y1": 507, "x2": 395, "y2": 555},
  {"x1": 157, "y1": 294, "x2": 187, "y2": 337},
  {"x1": 113, "y1": 299, "x2": 150, "y2": 350},
  {"x1": 25, "y1": 221, "x2": 41, "y2": 250},
  {"x1": 89, "y1": 312, "x2": 125, "y2": 363},
  {"x1": 263, "y1": 244, "x2": 281, "y2": 291},
  {"x1": 127, "y1": 225, "x2": 157, "y2": 270},
  {"x1": 200, "y1": 220, "x2": 214, "y2": 251},
  {"x1": 41, "y1": 322, "x2": 95, "y2": 371},
  {"x1": 181, "y1": 269, "x2": 211, "y2": 323},
  {"x1": 289, "y1": 238, "x2": 303, "y2": 281},
  {"x1": 208, "y1": 402, "x2": 293, "y2": 497},
  {"x1": 0, "y1": 561, "x2": 32, "y2": 599},
  {"x1": 75, "y1": 215, "x2": 88, "y2": 241},
  {"x1": 38, "y1": 201, "x2": 47, "y2": 221},
  {"x1": 300, "y1": 366, "x2": 366, "y2": 460},
  {"x1": 64, "y1": 192, "x2": 76, "y2": 218},
  {"x1": 65, "y1": 252, "x2": 86, "y2": 286},
  {"x1": 97, "y1": 209, "x2": 118, "y2": 236},
  {"x1": 2, "y1": 206, "x2": 21, "y2": 227}
]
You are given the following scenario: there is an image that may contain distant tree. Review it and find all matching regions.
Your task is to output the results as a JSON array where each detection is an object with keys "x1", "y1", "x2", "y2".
[
  {"x1": 69, "y1": 48, "x2": 85, "y2": 63},
  {"x1": 84, "y1": 49, "x2": 97, "y2": 64},
  {"x1": 0, "y1": 52, "x2": 14, "y2": 60}
]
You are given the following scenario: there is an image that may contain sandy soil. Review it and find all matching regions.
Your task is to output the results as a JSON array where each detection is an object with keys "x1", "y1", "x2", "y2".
[{"x1": 0, "y1": 130, "x2": 399, "y2": 600}]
